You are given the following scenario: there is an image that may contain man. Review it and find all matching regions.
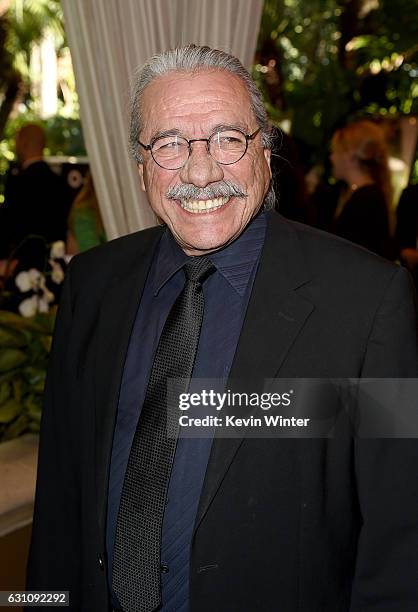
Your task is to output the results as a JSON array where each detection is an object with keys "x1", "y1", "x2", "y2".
[
  {"x1": 27, "y1": 45, "x2": 418, "y2": 611},
  {"x1": 0, "y1": 123, "x2": 70, "y2": 268}
]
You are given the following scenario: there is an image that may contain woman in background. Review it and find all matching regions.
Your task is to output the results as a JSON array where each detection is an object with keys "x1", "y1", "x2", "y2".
[
  {"x1": 330, "y1": 120, "x2": 391, "y2": 259},
  {"x1": 67, "y1": 171, "x2": 106, "y2": 254}
]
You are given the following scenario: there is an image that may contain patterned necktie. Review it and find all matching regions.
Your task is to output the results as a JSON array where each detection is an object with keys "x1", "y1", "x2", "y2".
[{"x1": 112, "y1": 256, "x2": 215, "y2": 612}]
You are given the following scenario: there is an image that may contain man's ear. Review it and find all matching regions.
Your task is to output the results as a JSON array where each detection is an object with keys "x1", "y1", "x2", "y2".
[
  {"x1": 264, "y1": 148, "x2": 272, "y2": 179},
  {"x1": 138, "y1": 164, "x2": 146, "y2": 191}
]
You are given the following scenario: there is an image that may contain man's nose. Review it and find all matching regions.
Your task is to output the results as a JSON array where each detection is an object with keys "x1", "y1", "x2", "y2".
[{"x1": 179, "y1": 141, "x2": 224, "y2": 187}]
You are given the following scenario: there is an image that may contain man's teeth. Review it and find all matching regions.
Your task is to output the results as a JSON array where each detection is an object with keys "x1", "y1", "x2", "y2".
[{"x1": 180, "y1": 196, "x2": 229, "y2": 213}]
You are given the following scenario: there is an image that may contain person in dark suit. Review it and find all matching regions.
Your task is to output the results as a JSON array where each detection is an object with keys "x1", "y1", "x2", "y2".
[
  {"x1": 0, "y1": 123, "x2": 71, "y2": 269},
  {"x1": 329, "y1": 120, "x2": 391, "y2": 259},
  {"x1": 396, "y1": 183, "x2": 418, "y2": 285},
  {"x1": 27, "y1": 45, "x2": 418, "y2": 612}
]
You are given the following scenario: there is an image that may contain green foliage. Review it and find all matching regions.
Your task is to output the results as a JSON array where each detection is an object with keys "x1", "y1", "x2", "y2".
[
  {"x1": 0, "y1": 0, "x2": 83, "y2": 150},
  {"x1": 0, "y1": 309, "x2": 55, "y2": 442},
  {"x1": 0, "y1": 1, "x2": 85, "y2": 201},
  {"x1": 256, "y1": 0, "x2": 418, "y2": 168},
  {"x1": 5, "y1": 0, "x2": 65, "y2": 79},
  {"x1": 0, "y1": 1, "x2": 66, "y2": 138},
  {"x1": 43, "y1": 115, "x2": 86, "y2": 157}
]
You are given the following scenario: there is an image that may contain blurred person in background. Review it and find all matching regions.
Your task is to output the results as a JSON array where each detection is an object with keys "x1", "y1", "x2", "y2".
[
  {"x1": 66, "y1": 171, "x2": 106, "y2": 254},
  {"x1": 329, "y1": 120, "x2": 391, "y2": 258},
  {"x1": 396, "y1": 182, "x2": 418, "y2": 285},
  {"x1": 0, "y1": 123, "x2": 71, "y2": 270}
]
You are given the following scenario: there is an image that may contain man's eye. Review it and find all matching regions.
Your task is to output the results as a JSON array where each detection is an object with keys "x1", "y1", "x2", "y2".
[
  {"x1": 220, "y1": 136, "x2": 240, "y2": 144},
  {"x1": 216, "y1": 135, "x2": 245, "y2": 149},
  {"x1": 154, "y1": 139, "x2": 187, "y2": 152},
  {"x1": 155, "y1": 140, "x2": 177, "y2": 151}
]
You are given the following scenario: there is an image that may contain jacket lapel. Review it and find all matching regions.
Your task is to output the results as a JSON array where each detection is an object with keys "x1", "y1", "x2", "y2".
[
  {"x1": 94, "y1": 227, "x2": 163, "y2": 532},
  {"x1": 195, "y1": 212, "x2": 315, "y2": 531}
]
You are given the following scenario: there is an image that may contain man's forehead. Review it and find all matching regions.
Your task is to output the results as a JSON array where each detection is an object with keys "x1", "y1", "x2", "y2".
[{"x1": 140, "y1": 69, "x2": 255, "y2": 136}]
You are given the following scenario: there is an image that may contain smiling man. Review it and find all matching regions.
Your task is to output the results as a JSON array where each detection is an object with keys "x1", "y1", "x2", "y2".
[
  {"x1": 27, "y1": 45, "x2": 418, "y2": 612},
  {"x1": 135, "y1": 68, "x2": 272, "y2": 254}
]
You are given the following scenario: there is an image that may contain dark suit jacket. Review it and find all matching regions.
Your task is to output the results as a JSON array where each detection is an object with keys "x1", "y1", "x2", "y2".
[
  {"x1": 331, "y1": 184, "x2": 390, "y2": 259},
  {"x1": 27, "y1": 211, "x2": 418, "y2": 611}
]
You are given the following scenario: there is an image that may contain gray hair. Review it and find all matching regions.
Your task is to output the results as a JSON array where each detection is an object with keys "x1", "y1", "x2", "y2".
[{"x1": 129, "y1": 44, "x2": 275, "y2": 210}]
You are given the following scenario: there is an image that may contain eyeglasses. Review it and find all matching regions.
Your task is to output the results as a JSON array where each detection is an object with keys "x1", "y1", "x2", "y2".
[{"x1": 138, "y1": 127, "x2": 261, "y2": 170}]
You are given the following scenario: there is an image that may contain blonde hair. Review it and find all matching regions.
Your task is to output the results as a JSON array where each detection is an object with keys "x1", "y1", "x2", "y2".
[{"x1": 332, "y1": 120, "x2": 392, "y2": 207}]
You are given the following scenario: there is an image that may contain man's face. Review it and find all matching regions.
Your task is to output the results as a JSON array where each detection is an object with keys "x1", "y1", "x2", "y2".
[{"x1": 138, "y1": 70, "x2": 272, "y2": 256}]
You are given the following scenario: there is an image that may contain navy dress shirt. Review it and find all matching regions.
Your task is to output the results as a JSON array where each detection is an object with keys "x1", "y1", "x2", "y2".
[{"x1": 106, "y1": 212, "x2": 266, "y2": 611}]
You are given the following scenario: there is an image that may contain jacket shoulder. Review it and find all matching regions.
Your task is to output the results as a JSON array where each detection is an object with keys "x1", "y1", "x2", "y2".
[
  {"x1": 280, "y1": 214, "x2": 398, "y2": 280},
  {"x1": 68, "y1": 224, "x2": 163, "y2": 290}
]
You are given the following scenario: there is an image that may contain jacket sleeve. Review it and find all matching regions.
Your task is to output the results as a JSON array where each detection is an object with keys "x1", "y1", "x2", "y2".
[
  {"x1": 26, "y1": 260, "x2": 82, "y2": 609},
  {"x1": 350, "y1": 266, "x2": 418, "y2": 611}
]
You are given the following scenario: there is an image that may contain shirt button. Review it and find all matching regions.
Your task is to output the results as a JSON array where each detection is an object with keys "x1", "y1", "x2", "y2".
[
  {"x1": 160, "y1": 563, "x2": 169, "y2": 573},
  {"x1": 98, "y1": 554, "x2": 104, "y2": 570}
]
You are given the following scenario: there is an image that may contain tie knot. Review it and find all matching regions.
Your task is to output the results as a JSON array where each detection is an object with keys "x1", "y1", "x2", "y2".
[{"x1": 184, "y1": 256, "x2": 215, "y2": 284}]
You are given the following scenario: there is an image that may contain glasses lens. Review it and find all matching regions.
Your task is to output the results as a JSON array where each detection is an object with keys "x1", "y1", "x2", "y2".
[
  {"x1": 209, "y1": 130, "x2": 247, "y2": 164},
  {"x1": 151, "y1": 135, "x2": 189, "y2": 169}
]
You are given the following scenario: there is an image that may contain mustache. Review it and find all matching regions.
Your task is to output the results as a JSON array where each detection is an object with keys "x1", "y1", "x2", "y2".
[{"x1": 166, "y1": 180, "x2": 247, "y2": 200}]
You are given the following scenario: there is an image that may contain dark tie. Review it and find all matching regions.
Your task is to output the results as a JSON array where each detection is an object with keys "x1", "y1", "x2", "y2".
[{"x1": 112, "y1": 256, "x2": 215, "y2": 612}]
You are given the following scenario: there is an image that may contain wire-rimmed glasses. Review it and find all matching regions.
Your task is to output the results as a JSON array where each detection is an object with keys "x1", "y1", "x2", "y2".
[{"x1": 138, "y1": 127, "x2": 261, "y2": 170}]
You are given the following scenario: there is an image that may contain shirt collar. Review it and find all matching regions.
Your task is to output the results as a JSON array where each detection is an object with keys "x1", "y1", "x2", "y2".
[{"x1": 153, "y1": 211, "x2": 266, "y2": 297}]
